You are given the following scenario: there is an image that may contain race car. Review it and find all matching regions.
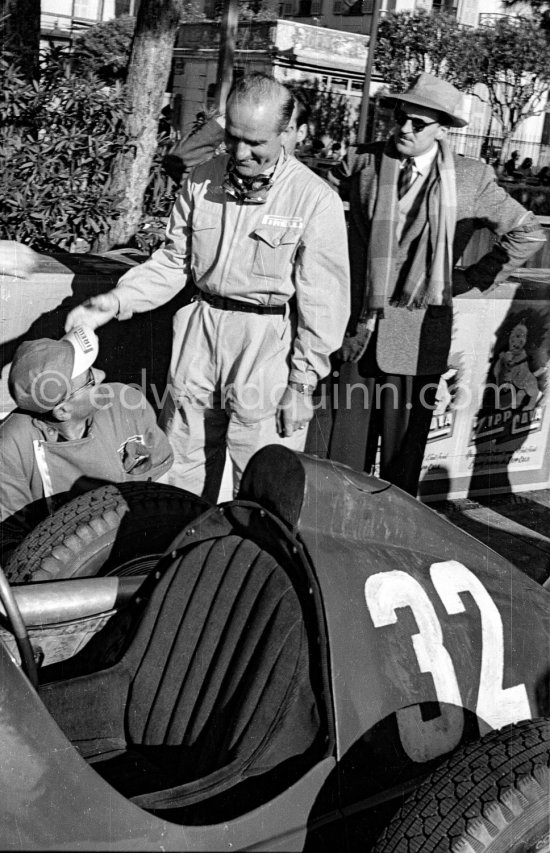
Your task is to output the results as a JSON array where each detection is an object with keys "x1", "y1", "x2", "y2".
[{"x1": 0, "y1": 445, "x2": 549, "y2": 852}]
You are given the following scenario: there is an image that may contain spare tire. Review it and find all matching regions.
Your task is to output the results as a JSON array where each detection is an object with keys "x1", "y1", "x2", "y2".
[{"x1": 4, "y1": 481, "x2": 210, "y2": 583}]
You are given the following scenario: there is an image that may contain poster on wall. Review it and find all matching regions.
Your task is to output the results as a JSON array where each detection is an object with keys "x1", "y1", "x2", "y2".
[{"x1": 419, "y1": 275, "x2": 550, "y2": 501}]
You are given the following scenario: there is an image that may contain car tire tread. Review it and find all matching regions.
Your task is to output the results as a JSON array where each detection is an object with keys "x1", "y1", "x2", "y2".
[
  {"x1": 374, "y1": 718, "x2": 550, "y2": 853},
  {"x1": 4, "y1": 481, "x2": 209, "y2": 582}
]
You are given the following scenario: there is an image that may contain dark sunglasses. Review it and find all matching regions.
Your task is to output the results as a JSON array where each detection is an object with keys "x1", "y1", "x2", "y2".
[
  {"x1": 64, "y1": 369, "x2": 96, "y2": 402},
  {"x1": 394, "y1": 108, "x2": 438, "y2": 134}
]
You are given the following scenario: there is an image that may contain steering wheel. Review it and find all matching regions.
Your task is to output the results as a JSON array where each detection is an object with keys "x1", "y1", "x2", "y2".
[{"x1": 0, "y1": 563, "x2": 38, "y2": 688}]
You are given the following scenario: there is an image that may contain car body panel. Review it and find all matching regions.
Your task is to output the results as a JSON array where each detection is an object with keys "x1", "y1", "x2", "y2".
[
  {"x1": 0, "y1": 635, "x2": 338, "y2": 849},
  {"x1": 293, "y1": 455, "x2": 547, "y2": 803},
  {"x1": 0, "y1": 448, "x2": 548, "y2": 849}
]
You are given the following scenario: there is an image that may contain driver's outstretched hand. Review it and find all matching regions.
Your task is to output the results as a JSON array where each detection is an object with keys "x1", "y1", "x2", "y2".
[{"x1": 65, "y1": 292, "x2": 120, "y2": 333}]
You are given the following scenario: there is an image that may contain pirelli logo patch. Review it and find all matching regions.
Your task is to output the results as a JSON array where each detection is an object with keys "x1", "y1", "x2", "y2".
[{"x1": 261, "y1": 215, "x2": 303, "y2": 228}]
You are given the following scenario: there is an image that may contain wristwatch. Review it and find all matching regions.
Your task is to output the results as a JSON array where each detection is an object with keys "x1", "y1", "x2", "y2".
[{"x1": 289, "y1": 381, "x2": 315, "y2": 395}]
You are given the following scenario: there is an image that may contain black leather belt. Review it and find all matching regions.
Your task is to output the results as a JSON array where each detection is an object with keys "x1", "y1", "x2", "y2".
[{"x1": 194, "y1": 290, "x2": 286, "y2": 315}]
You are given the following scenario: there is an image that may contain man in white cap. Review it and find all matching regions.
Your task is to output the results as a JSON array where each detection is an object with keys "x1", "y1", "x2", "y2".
[
  {"x1": 328, "y1": 72, "x2": 546, "y2": 496},
  {"x1": 0, "y1": 326, "x2": 173, "y2": 532}
]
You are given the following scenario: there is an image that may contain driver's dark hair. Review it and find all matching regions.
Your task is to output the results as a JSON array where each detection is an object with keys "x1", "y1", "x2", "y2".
[{"x1": 228, "y1": 72, "x2": 294, "y2": 134}]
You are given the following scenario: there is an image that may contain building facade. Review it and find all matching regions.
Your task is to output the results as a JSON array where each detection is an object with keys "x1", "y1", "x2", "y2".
[
  {"x1": 179, "y1": 1, "x2": 548, "y2": 166},
  {"x1": 40, "y1": 0, "x2": 136, "y2": 48},
  {"x1": 171, "y1": 19, "x2": 369, "y2": 139},
  {"x1": 199, "y1": 0, "x2": 489, "y2": 35},
  {"x1": 39, "y1": 0, "x2": 549, "y2": 167}
]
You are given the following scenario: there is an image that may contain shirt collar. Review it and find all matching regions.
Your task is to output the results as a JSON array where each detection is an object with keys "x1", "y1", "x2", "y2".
[
  {"x1": 407, "y1": 144, "x2": 438, "y2": 175},
  {"x1": 32, "y1": 415, "x2": 93, "y2": 441},
  {"x1": 271, "y1": 147, "x2": 288, "y2": 180}
]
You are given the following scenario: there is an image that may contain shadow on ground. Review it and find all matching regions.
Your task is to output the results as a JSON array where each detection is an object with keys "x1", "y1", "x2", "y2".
[
  {"x1": 0, "y1": 251, "x2": 193, "y2": 416},
  {"x1": 430, "y1": 490, "x2": 550, "y2": 584}
]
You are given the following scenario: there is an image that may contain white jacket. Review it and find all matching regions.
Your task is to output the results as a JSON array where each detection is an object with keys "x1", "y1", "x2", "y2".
[{"x1": 115, "y1": 154, "x2": 350, "y2": 387}]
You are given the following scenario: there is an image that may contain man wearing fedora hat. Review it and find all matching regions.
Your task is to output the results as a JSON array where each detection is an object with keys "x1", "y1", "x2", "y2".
[
  {"x1": 328, "y1": 72, "x2": 546, "y2": 496},
  {"x1": 0, "y1": 326, "x2": 173, "y2": 542}
]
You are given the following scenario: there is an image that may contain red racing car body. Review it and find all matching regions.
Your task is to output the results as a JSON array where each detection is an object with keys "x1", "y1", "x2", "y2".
[{"x1": 0, "y1": 446, "x2": 548, "y2": 852}]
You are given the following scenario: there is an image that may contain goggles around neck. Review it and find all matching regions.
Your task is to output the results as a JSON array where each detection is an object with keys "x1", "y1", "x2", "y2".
[{"x1": 223, "y1": 159, "x2": 274, "y2": 204}]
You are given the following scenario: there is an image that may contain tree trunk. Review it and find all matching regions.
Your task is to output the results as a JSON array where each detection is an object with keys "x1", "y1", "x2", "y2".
[
  {"x1": 3, "y1": 0, "x2": 40, "y2": 79},
  {"x1": 499, "y1": 130, "x2": 513, "y2": 166},
  {"x1": 213, "y1": 0, "x2": 238, "y2": 114},
  {"x1": 98, "y1": 0, "x2": 183, "y2": 251}
]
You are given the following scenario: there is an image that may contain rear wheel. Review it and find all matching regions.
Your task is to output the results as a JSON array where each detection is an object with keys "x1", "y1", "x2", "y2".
[
  {"x1": 4, "y1": 482, "x2": 210, "y2": 583},
  {"x1": 373, "y1": 717, "x2": 550, "y2": 853}
]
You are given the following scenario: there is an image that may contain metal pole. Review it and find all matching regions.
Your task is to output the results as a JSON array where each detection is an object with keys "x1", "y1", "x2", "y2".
[
  {"x1": 357, "y1": 0, "x2": 382, "y2": 144},
  {"x1": 214, "y1": 0, "x2": 239, "y2": 114}
]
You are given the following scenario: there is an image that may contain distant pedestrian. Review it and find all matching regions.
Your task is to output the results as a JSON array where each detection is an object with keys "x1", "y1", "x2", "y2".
[
  {"x1": 158, "y1": 104, "x2": 173, "y2": 138},
  {"x1": 518, "y1": 157, "x2": 534, "y2": 179},
  {"x1": 504, "y1": 150, "x2": 521, "y2": 177}
]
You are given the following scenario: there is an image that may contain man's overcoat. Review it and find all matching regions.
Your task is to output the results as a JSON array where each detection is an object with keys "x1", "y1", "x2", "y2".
[{"x1": 342, "y1": 142, "x2": 546, "y2": 375}]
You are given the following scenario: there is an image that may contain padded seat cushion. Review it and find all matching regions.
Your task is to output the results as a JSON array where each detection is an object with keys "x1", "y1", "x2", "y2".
[{"x1": 41, "y1": 535, "x2": 321, "y2": 809}]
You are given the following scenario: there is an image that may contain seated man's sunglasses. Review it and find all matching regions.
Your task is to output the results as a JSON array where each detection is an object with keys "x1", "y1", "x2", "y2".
[
  {"x1": 394, "y1": 108, "x2": 439, "y2": 134},
  {"x1": 64, "y1": 369, "x2": 96, "y2": 402}
]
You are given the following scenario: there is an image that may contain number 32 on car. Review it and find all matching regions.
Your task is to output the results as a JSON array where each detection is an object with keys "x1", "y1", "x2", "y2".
[{"x1": 365, "y1": 560, "x2": 531, "y2": 763}]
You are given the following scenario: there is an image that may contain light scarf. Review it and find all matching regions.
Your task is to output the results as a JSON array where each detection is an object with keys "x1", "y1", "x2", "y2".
[
  {"x1": 362, "y1": 137, "x2": 457, "y2": 318},
  {"x1": 223, "y1": 158, "x2": 274, "y2": 204},
  {"x1": 223, "y1": 149, "x2": 286, "y2": 205}
]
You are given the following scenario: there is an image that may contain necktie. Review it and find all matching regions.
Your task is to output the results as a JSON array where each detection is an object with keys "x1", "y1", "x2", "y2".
[{"x1": 398, "y1": 157, "x2": 415, "y2": 199}]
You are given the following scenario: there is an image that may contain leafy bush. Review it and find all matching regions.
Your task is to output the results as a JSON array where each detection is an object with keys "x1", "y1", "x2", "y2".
[
  {"x1": 374, "y1": 11, "x2": 479, "y2": 93},
  {"x1": 72, "y1": 15, "x2": 135, "y2": 84},
  {"x1": 0, "y1": 50, "x2": 129, "y2": 251},
  {"x1": 1, "y1": 48, "x2": 178, "y2": 254}
]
